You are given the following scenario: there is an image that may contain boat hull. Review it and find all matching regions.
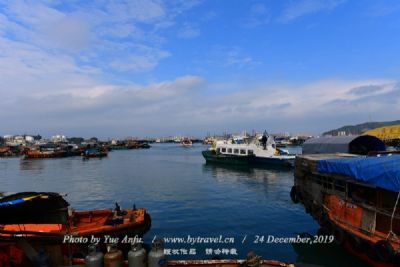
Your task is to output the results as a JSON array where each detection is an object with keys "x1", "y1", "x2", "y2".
[
  {"x1": 24, "y1": 151, "x2": 67, "y2": 159},
  {"x1": 0, "y1": 211, "x2": 151, "y2": 266},
  {"x1": 292, "y1": 154, "x2": 400, "y2": 267},
  {"x1": 81, "y1": 152, "x2": 108, "y2": 158},
  {"x1": 202, "y1": 150, "x2": 294, "y2": 168},
  {"x1": 202, "y1": 151, "x2": 250, "y2": 165},
  {"x1": 0, "y1": 209, "x2": 150, "y2": 239},
  {"x1": 249, "y1": 156, "x2": 294, "y2": 168}
]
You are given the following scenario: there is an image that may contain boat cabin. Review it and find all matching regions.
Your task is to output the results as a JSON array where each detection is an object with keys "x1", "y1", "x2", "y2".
[
  {"x1": 214, "y1": 134, "x2": 279, "y2": 158},
  {"x1": 216, "y1": 146, "x2": 255, "y2": 157},
  {"x1": 294, "y1": 154, "x2": 400, "y2": 246}
]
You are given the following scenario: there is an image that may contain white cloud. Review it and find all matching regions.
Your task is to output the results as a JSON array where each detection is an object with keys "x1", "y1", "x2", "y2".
[
  {"x1": 365, "y1": 2, "x2": 400, "y2": 17},
  {"x1": 1, "y1": 72, "x2": 398, "y2": 137},
  {"x1": 104, "y1": 0, "x2": 166, "y2": 23},
  {"x1": 6, "y1": 1, "x2": 65, "y2": 28},
  {"x1": 279, "y1": 0, "x2": 346, "y2": 23},
  {"x1": 0, "y1": 0, "x2": 199, "y2": 78},
  {"x1": 46, "y1": 15, "x2": 91, "y2": 50},
  {"x1": 242, "y1": 3, "x2": 271, "y2": 28},
  {"x1": 98, "y1": 23, "x2": 142, "y2": 39},
  {"x1": 178, "y1": 23, "x2": 200, "y2": 39},
  {"x1": 222, "y1": 47, "x2": 260, "y2": 69},
  {"x1": 108, "y1": 45, "x2": 171, "y2": 72},
  {"x1": 1, "y1": 1, "x2": 398, "y2": 137},
  {"x1": 197, "y1": 46, "x2": 260, "y2": 70}
]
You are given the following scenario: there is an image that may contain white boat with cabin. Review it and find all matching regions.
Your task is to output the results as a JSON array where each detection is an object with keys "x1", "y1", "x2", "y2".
[{"x1": 202, "y1": 133, "x2": 295, "y2": 168}]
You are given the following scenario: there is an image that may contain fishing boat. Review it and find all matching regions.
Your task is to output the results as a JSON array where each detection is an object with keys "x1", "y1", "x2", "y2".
[
  {"x1": 0, "y1": 192, "x2": 151, "y2": 262},
  {"x1": 274, "y1": 137, "x2": 292, "y2": 148},
  {"x1": 0, "y1": 146, "x2": 14, "y2": 157},
  {"x1": 0, "y1": 192, "x2": 151, "y2": 241},
  {"x1": 291, "y1": 152, "x2": 400, "y2": 267},
  {"x1": 82, "y1": 147, "x2": 108, "y2": 158},
  {"x1": 23, "y1": 147, "x2": 67, "y2": 159},
  {"x1": 139, "y1": 142, "x2": 151, "y2": 149},
  {"x1": 202, "y1": 133, "x2": 295, "y2": 168},
  {"x1": 65, "y1": 144, "x2": 85, "y2": 156},
  {"x1": 181, "y1": 138, "x2": 193, "y2": 147},
  {"x1": 203, "y1": 137, "x2": 215, "y2": 145},
  {"x1": 127, "y1": 142, "x2": 151, "y2": 149}
]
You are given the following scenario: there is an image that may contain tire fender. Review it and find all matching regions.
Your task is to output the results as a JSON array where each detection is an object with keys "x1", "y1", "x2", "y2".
[{"x1": 374, "y1": 240, "x2": 394, "y2": 262}]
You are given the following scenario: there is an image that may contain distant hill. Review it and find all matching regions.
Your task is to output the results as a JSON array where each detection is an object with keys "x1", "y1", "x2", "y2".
[{"x1": 323, "y1": 120, "x2": 400, "y2": 136}]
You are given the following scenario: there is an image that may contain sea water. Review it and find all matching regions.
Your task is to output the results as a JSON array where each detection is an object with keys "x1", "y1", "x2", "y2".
[{"x1": 0, "y1": 144, "x2": 368, "y2": 266}]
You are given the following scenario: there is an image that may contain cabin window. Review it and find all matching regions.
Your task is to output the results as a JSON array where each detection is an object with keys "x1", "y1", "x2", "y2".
[
  {"x1": 217, "y1": 148, "x2": 220, "y2": 153},
  {"x1": 312, "y1": 175, "x2": 323, "y2": 185},
  {"x1": 234, "y1": 149, "x2": 239, "y2": 154},
  {"x1": 240, "y1": 149, "x2": 246, "y2": 155},
  {"x1": 348, "y1": 184, "x2": 376, "y2": 205},
  {"x1": 320, "y1": 176, "x2": 333, "y2": 190},
  {"x1": 378, "y1": 188, "x2": 396, "y2": 210},
  {"x1": 334, "y1": 179, "x2": 346, "y2": 192},
  {"x1": 228, "y1": 148, "x2": 232, "y2": 153},
  {"x1": 248, "y1": 150, "x2": 254, "y2": 155},
  {"x1": 221, "y1": 148, "x2": 226, "y2": 153},
  {"x1": 376, "y1": 214, "x2": 400, "y2": 235}
]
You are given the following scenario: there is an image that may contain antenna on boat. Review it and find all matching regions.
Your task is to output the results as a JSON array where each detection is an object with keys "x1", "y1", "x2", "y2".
[{"x1": 115, "y1": 202, "x2": 121, "y2": 212}]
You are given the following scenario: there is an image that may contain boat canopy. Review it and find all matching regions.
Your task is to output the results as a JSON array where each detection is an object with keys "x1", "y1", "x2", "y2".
[
  {"x1": 364, "y1": 124, "x2": 400, "y2": 141},
  {"x1": 0, "y1": 192, "x2": 69, "y2": 224},
  {"x1": 302, "y1": 135, "x2": 385, "y2": 155},
  {"x1": 317, "y1": 154, "x2": 400, "y2": 192}
]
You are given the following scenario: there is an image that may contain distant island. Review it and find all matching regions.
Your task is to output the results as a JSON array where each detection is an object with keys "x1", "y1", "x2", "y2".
[{"x1": 323, "y1": 120, "x2": 400, "y2": 136}]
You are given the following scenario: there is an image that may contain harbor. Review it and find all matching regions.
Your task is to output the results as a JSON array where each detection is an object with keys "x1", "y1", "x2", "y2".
[
  {"x1": 0, "y1": 138, "x2": 377, "y2": 267},
  {"x1": 1, "y1": 127, "x2": 400, "y2": 267},
  {"x1": 1, "y1": 1, "x2": 400, "y2": 266}
]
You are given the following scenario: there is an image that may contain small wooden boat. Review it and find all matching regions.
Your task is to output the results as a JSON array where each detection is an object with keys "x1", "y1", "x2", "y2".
[
  {"x1": 0, "y1": 146, "x2": 14, "y2": 157},
  {"x1": 203, "y1": 137, "x2": 215, "y2": 145},
  {"x1": 126, "y1": 142, "x2": 151, "y2": 149},
  {"x1": 81, "y1": 148, "x2": 108, "y2": 158},
  {"x1": 181, "y1": 138, "x2": 193, "y2": 147},
  {"x1": 23, "y1": 147, "x2": 67, "y2": 159},
  {"x1": 0, "y1": 192, "x2": 151, "y2": 243},
  {"x1": 109, "y1": 145, "x2": 130, "y2": 150},
  {"x1": 138, "y1": 142, "x2": 151, "y2": 149}
]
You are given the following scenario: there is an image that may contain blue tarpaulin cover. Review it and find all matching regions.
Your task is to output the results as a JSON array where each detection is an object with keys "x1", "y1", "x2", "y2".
[{"x1": 317, "y1": 155, "x2": 400, "y2": 192}]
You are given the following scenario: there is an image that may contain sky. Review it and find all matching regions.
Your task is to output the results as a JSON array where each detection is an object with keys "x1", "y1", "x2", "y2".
[{"x1": 1, "y1": 0, "x2": 400, "y2": 138}]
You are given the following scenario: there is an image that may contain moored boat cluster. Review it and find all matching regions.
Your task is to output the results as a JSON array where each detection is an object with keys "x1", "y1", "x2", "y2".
[{"x1": 0, "y1": 134, "x2": 151, "y2": 159}]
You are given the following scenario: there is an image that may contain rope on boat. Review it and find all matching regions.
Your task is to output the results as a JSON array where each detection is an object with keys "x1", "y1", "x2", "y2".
[{"x1": 386, "y1": 190, "x2": 400, "y2": 242}]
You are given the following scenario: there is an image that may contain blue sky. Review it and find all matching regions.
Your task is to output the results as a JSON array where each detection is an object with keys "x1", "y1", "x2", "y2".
[{"x1": 1, "y1": 0, "x2": 400, "y2": 138}]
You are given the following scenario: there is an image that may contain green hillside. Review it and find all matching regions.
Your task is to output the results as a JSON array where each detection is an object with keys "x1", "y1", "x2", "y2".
[{"x1": 323, "y1": 120, "x2": 400, "y2": 136}]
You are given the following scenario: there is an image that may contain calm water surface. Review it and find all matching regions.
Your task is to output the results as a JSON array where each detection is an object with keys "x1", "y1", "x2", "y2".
[{"x1": 0, "y1": 144, "x2": 367, "y2": 267}]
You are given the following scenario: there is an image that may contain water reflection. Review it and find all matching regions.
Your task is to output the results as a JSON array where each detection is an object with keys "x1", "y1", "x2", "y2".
[
  {"x1": 19, "y1": 159, "x2": 45, "y2": 171},
  {"x1": 292, "y1": 231, "x2": 369, "y2": 267},
  {"x1": 202, "y1": 163, "x2": 292, "y2": 183},
  {"x1": 0, "y1": 145, "x2": 361, "y2": 265}
]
